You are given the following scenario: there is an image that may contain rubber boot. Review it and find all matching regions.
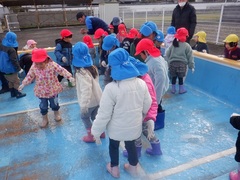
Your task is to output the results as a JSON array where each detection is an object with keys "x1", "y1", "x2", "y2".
[
  {"x1": 106, "y1": 163, "x2": 120, "y2": 178},
  {"x1": 39, "y1": 114, "x2": 49, "y2": 128},
  {"x1": 124, "y1": 163, "x2": 138, "y2": 177},
  {"x1": 146, "y1": 140, "x2": 162, "y2": 155},
  {"x1": 229, "y1": 170, "x2": 240, "y2": 180},
  {"x1": 100, "y1": 132, "x2": 105, "y2": 138},
  {"x1": 179, "y1": 85, "x2": 187, "y2": 94},
  {"x1": 54, "y1": 111, "x2": 62, "y2": 121},
  {"x1": 15, "y1": 89, "x2": 26, "y2": 99},
  {"x1": 123, "y1": 145, "x2": 142, "y2": 158},
  {"x1": 171, "y1": 84, "x2": 176, "y2": 94},
  {"x1": 10, "y1": 88, "x2": 16, "y2": 97},
  {"x1": 82, "y1": 128, "x2": 95, "y2": 143},
  {"x1": 154, "y1": 110, "x2": 165, "y2": 130}
]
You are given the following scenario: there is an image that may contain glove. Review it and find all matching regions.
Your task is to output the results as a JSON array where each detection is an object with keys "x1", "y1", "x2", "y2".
[
  {"x1": 101, "y1": 61, "x2": 107, "y2": 68},
  {"x1": 19, "y1": 69, "x2": 24, "y2": 74},
  {"x1": 191, "y1": 68, "x2": 195, "y2": 73},
  {"x1": 231, "y1": 113, "x2": 240, "y2": 117},
  {"x1": 18, "y1": 69, "x2": 25, "y2": 78},
  {"x1": 81, "y1": 106, "x2": 88, "y2": 115},
  {"x1": 94, "y1": 136, "x2": 102, "y2": 145},
  {"x1": 202, "y1": 49, "x2": 207, "y2": 53},
  {"x1": 18, "y1": 84, "x2": 25, "y2": 91},
  {"x1": 69, "y1": 77, "x2": 75, "y2": 86},
  {"x1": 146, "y1": 120, "x2": 155, "y2": 140},
  {"x1": 62, "y1": 57, "x2": 67, "y2": 63}
]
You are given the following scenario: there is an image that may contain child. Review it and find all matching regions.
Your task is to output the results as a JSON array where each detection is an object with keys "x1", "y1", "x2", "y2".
[
  {"x1": 83, "y1": 35, "x2": 96, "y2": 66},
  {"x1": 192, "y1": 31, "x2": 209, "y2": 53},
  {"x1": 123, "y1": 57, "x2": 162, "y2": 157},
  {"x1": 165, "y1": 27, "x2": 195, "y2": 94},
  {"x1": 223, "y1": 34, "x2": 240, "y2": 61},
  {"x1": 229, "y1": 113, "x2": 240, "y2": 180},
  {"x1": 108, "y1": 24, "x2": 115, "y2": 35},
  {"x1": 135, "y1": 38, "x2": 169, "y2": 130},
  {"x1": 121, "y1": 28, "x2": 138, "y2": 54},
  {"x1": 154, "y1": 30, "x2": 165, "y2": 56},
  {"x1": 116, "y1": 24, "x2": 127, "y2": 44},
  {"x1": 22, "y1": 39, "x2": 37, "y2": 51},
  {"x1": 72, "y1": 42, "x2": 103, "y2": 142},
  {"x1": 54, "y1": 29, "x2": 74, "y2": 86},
  {"x1": 91, "y1": 48, "x2": 152, "y2": 178},
  {"x1": 19, "y1": 48, "x2": 74, "y2": 128},
  {"x1": 164, "y1": 26, "x2": 176, "y2": 51}
]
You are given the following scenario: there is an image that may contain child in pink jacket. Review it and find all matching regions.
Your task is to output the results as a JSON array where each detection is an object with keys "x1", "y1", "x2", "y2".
[{"x1": 123, "y1": 57, "x2": 162, "y2": 157}]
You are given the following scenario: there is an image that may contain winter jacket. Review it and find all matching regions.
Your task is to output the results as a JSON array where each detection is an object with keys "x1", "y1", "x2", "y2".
[
  {"x1": 121, "y1": 37, "x2": 134, "y2": 53},
  {"x1": 85, "y1": 16, "x2": 109, "y2": 35},
  {"x1": 171, "y1": 2, "x2": 197, "y2": 42},
  {"x1": 75, "y1": 67, "x2": 102, "y2": 109},
  {"x1": 0, "y1": 44, "x2": 21, "y2": 74},
  {"x1": 164, "y1": 34, "x2": 175, "y2": 50},
  {"x1": 22, "y1": 60, "x2": 72, "y2": 98},
  {"x1": 230, "y1": 115, "x2": 240, "y2": 162},
  {"x1": 19, "y1": 53, "x2": 32, "y2": 74},
  {"x1": 192, "y1": 42, "x2": 209, "y2": 53},
  {"x1": 91, "y1": 77, "x2": 152, "y2": 141},
  {"x1": 54, "y1": 39, "x2": 73, "y2": 66},
  {"x1": 165, "y1": 42, "x2": 195, "y2": 69},
  {"x1": 224, "y1": 47, "x2": 240, "y2": 61},
  {"x1": 141, "y1": 74, "x2": 158, "y2": 122},
  {"x1": 145, "y1": 56, "x2": 169, "y2": 104}
]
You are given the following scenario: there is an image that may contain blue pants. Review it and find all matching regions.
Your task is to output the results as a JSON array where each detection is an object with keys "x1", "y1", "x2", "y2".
[{"x1": 39, "y1": 96, "x2": 60, "y2": 115}]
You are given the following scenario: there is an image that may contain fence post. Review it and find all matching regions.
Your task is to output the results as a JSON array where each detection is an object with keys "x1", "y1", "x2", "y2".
[
  {"x1": 162, "y1": 8, "x2": 165, "y2": 32},
  {"x1": 132, "y1": 10, "x2": 135, "y2": 28},
  {"x1": 146, "y1": 11, "x2": 147, "y2": 22},
  {"x1": 216, "y1": 4, "x2": 224, "y2": 44}
]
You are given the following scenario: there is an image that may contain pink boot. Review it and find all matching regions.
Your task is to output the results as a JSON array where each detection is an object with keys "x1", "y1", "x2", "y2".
[
  {"x1": 124, "y1": 163, "x2": 138, "y2": 177},
  {"x1": 82, "y1": 128, "x2": 95, "y2": 143},
  {"x1": 106, "y1": 163, "x2": 120, "y2": 178},
  {"x1": 230, "y1": 170, "x2": 240, "y2": 180}
]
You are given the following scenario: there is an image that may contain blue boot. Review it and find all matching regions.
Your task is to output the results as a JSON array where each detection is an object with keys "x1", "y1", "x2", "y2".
[
  {"x1": 123, "y1": 145, "x2": 141, "y2": 158},
  {"x1": 154, "y1": 110, "x2": 165, "y2": 130},
  {"x1": 171, "y1": 84, "x2": 176, "y2": 94},
  {"x1": 179, "y1": 85, "x2": 187, "y2": 94},
  {"x1": 146, "y1": 141, "x2": 162, "y2": 155}
]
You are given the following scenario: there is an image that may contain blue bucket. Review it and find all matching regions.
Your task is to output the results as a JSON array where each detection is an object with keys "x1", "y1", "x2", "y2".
[{"x1": 154, "y1": 110, "x2": 165, "y2": 130}]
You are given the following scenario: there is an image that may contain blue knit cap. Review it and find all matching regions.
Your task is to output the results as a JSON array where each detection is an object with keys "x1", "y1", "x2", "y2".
[
  {"x1": 129, "y1": 56, "x2": 148, "y2": 76},
  {"x1": 108, "y1": 48, "x2": 140, "y2": 81},
  {"x1": 144, "y1": 21, "x2": 158, "y2": 33},
  {"x1": 155, "y1": 30, "x2": 164, "y2": 42},
  {"x1": 72, "y1": 42, "x2": 93, "y2": 68},
  {"x1": 2, "y1": 32, "x2": 18, "y2": 47},
  {"x1": 140, "y1": 24, "x2": 153, "y2": 37},
  {"x1": 102, "y1": 35, "x2": 120, "y2": 51},
  {"x1": 167, "y1": 26, "x2": 176, "y2": 35}
]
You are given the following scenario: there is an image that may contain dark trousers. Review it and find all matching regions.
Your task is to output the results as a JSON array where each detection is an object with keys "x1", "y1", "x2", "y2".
[
  {"x1": 0, "y1": 71, "x2": 9, "y2": 89},
  {"x1": 57, "y1": 66, "x2": 72, "y2": 82},
  {"x1": 109, "y1": 138, "x2": 138, "y2": 167},
  {"x1": 172, "y1": 77, "x2": 184, "y2": 85},
  {"x1": 39, "y1": 95, "x2": 60, "y2": 115}
]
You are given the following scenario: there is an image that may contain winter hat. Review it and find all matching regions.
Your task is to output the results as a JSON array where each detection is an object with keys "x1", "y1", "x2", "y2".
[
  {"x1": 32, "y1": 48, "x2": 49, "y2": 62},
  {"x1": 193, "y1": 31, "x2": 207, "y2": 43},
  {"x1": 94, "y1": 28, "x2": 108, "y2": 39},
  {"x1": 76, "y1": 12, "x2": 85, "y2": 20},
  {"x1": 223, "y1": 34, "x2": 239, "y2": 43},
  {"x1": 174, "y1": 28, "x2": 189, "y2": 42},
  {"x1": 27, "y1": 39, "x2": 37, "y2": 48},
  {"x1": 108, "y1": 48, "x2": 140, "y2": 81},
  {"x1": 60, "y1": 29, "x2": 73, "y2": 39},
  {"x1": 167, "y1": 26, "x2": 176, "y2": 35},
  {"x1": 129, "y1": 56, "x2": 148, "y2": 76},
  {"x1": 83, "y1": 35, "x2": 94, "y2": 48},
  {"x1": 144, "y1": 21, "x2": 158, "y2": 33},
  {"x1": 155, "y1": 30, "x2": 164, "y2": 42},
  {"x1": 112, "y1": 17, "x2": 121, "y2": 26},
  {"x1": 118, "y1": 24, "x2": 127, "y2": 37},
  {"x1": 127, "y1": 28, "x2": 139, "y2": 39},
  {"x1": 102, "y1": 35, "x2": 120, "y2": 51},
  {"x1": 135, "y1": 38, "x2": 161, "y2": 57},
  {"x1": 2, "y1": 32, "x2": 18, "y2": 47},
  {"x1": 72, "y1": 42, "x2": 93, "y2": 68},
  {"x1": 140, "y1": 24, "x2": 153, "y2": 37}
]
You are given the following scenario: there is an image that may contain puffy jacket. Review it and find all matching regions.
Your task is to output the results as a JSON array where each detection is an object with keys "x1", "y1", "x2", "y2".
[
  {"x1": 91, "y1": 78, "x2": 152, "y2": 141},
  {"x1": 0, "y1": 44, "x2": 21, "y2": 74},
  {"x1": 85, "y1": 16, "x2": 109, "y2": 35},
  {"x1": 54, "y1": 39, "x2": 73, "y2": 66}
]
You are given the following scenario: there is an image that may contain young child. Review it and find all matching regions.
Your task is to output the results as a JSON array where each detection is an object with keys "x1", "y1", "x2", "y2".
[
  {"x1": 223, "y1": 34, "x2": 240, "y2": 61},
  {"x1": 108, "y1": 24, "x2": 115, "y2": 35},
  {"x1": 83, "y1": 35, "x2": 96, "y2": 66},
  {"x1": 121, "y1": 28, "x2": 138, "y2": 54},
  {"x1": 22, "y1": 39, "x2": 37, "y2": 51},
  {"x1": 135, "y1": 38, "x2": 169, "y2": 130},
  {"x1": 154, "y1": 30, "x2": 165, "y2": 56},
  {"x1": 116, "y1": 24, "x2": 128, "y2": 44},
  {"x1": 192, "y1": 31, "x2": 209, "y2": 53},
  {"x1": 123, "y1": 57, "x2": 162, "y2": 158},
  {"x1": 54, "y1": 29, "x2": 74, "y2": 86},
  {"x1": 72, "y1": 42, "x2": 103, "y2": 143},
  {"x1": 165, "y1": 27, "x2": 195, "y2": 94},
  {"x1": 91, "y1": 48, "x2": 152, "y2": 178},
  {"x1": 18, "y1": 48, "x2": 74, "y2": 128},
  {"x1": 229, "y1": 113, "x2": 240, "y2": 180},
  {"x1": 164, "y1": 26, "x2": 176, "y2": 51}
]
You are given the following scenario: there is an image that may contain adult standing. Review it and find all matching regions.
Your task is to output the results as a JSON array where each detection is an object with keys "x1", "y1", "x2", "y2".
[
  {"x1": 76, "y1": 12, "x2": 109, "y2": 35},
  {"x1": 171, "y1": 0, "x2": 197, "y2": 43}
]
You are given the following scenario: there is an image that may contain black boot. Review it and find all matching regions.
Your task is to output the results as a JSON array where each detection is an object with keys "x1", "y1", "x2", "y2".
[
  {"x1": 0, "y1": 87, "x2": 10, "y2": 94},
  {"x1": 10, "y1": 88, "x2": 16, "y2": 97},
  {"x1": 14, "y1": 89, "x2": 26, "y2": 99}
]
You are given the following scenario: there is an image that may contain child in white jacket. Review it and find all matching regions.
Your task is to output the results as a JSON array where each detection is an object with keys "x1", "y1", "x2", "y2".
[
  {"x1": 72, "y1": 42, "x2": 103, "y2": 143},
  {"x1": 91, "y1": 48, "x2": 152, "y2": 178}
]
